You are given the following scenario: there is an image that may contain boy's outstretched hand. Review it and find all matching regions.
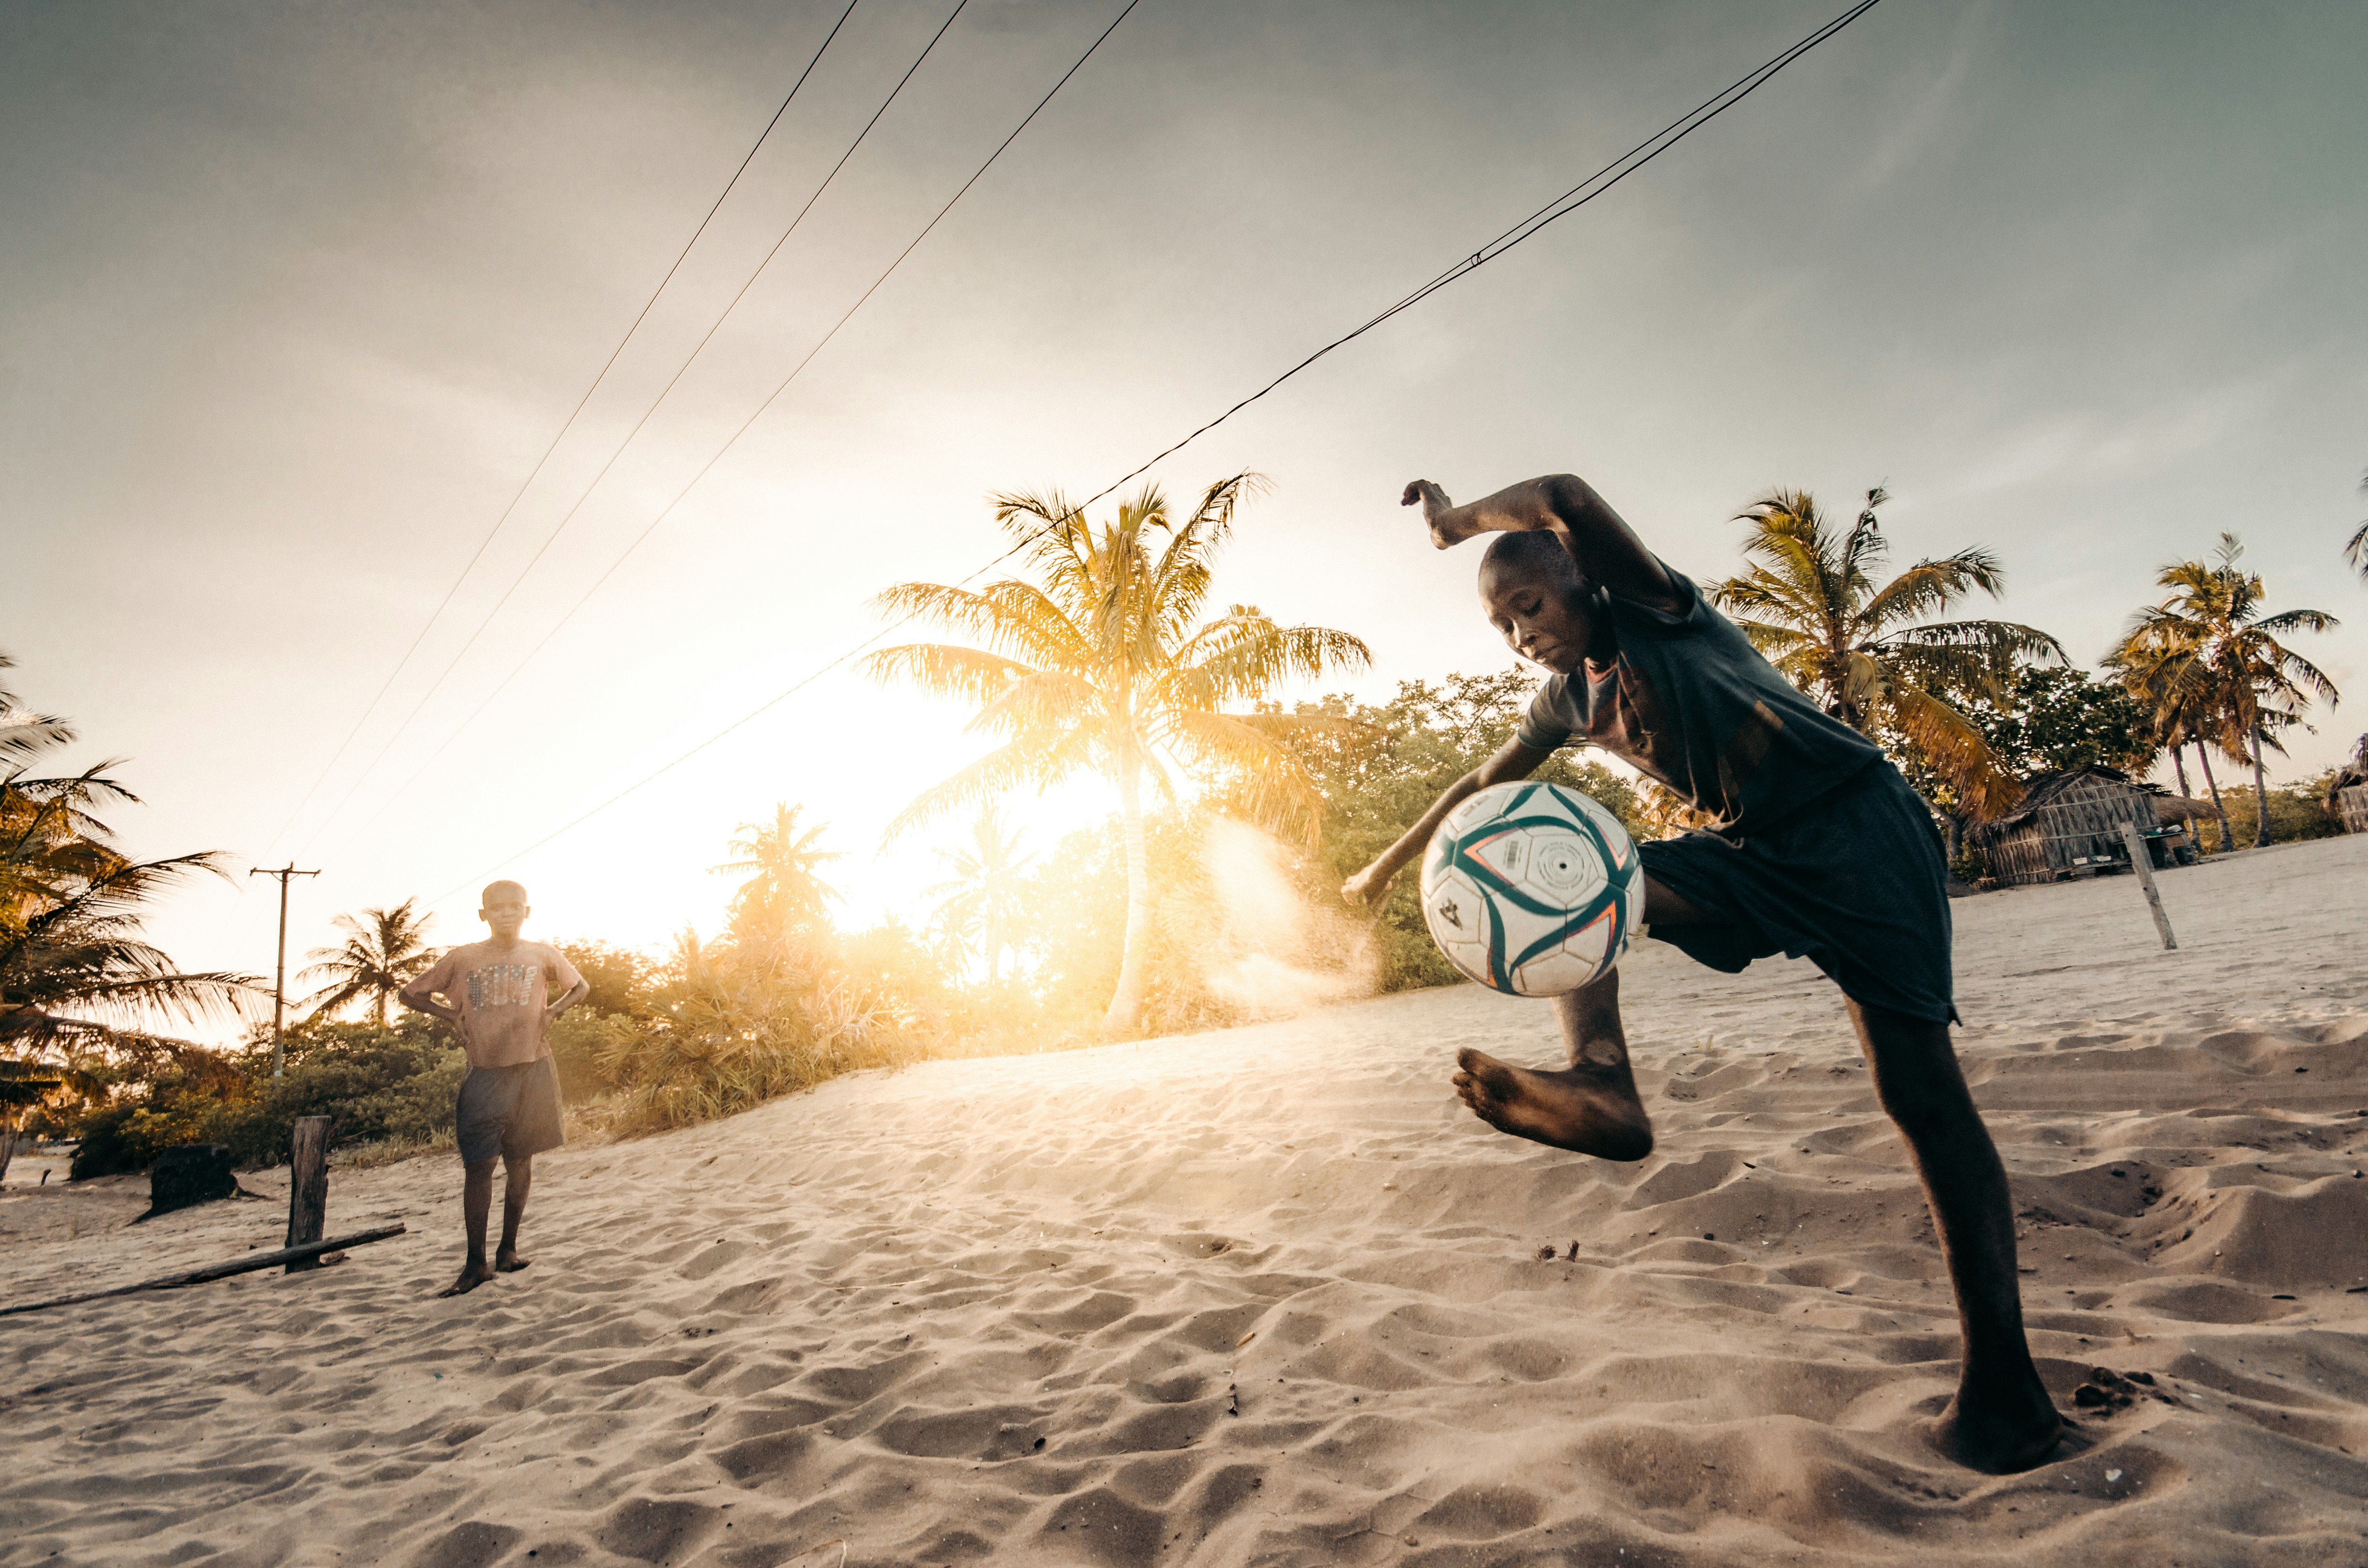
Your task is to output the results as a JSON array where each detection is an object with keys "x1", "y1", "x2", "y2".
[
  {"x1": 1340, "y1": 861, "x2": 1394, "y2": 908},
  {"x1": 1402, "y1": 479, "x2": 1481, "y2": 550}
]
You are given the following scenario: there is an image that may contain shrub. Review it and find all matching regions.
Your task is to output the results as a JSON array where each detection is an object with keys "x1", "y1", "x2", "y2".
[
  {"x1": 198, "y1": 1049, "x2": 468, "y2": 1168},
  {"x1": 2202, "y1": 782, "x2": 2344, "y2": 849},
  {"x1": 68, "y1": 1096, "x2": 211, "y2": 1179},
  {"x1": 593, "y1": 931, "x2": 921, "y2": 1136},
  {"x1": 65, "y1": 1019, "x2": 469, "y2": 1178},
  {"x1": 547, "y1": 1007, "x2": 641, "y2": 1102}
]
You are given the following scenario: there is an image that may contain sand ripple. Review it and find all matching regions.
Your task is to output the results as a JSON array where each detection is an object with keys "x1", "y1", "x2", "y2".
[{"x1": 4, "y1": 835, "x2": 2366, "y2": 1565}]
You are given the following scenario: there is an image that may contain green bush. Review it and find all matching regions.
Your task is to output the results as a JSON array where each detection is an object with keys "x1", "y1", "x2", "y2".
[
  {"x1": 592, "y1": 931, "x2": 921, "y2": 1136},
  {"x1": 2203, "y1": 781, "x2": 2344, "y2": 849},
  {"x1": 198, "y1": 1050, "x2": 468, "y2": 1168},
  {"x1": 66, "y1": 1020, "x2": 470, "y2": 1178},
  {"x1": 547, "y1": 1007, "x2": 641, "y2": 1102},
  {"x1": 68, "y1": 1097, "x2": 211, "y2": 1179}
]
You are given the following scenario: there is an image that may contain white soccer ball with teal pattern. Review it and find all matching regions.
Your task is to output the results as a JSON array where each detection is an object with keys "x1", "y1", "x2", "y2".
[{"x1": 1419, "y1": 780, "x2": 1644, "y2": 997}]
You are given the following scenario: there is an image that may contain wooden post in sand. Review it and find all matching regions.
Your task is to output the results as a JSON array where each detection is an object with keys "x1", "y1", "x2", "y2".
[
  {"x1": 284, "y1": 1116, "x2": 331, "y2": 1273},
  {"x1": 2119, "y1": 822, "x2": 2177, "y2": 951}
]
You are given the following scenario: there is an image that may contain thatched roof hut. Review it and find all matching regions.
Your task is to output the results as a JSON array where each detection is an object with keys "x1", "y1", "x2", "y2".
[
  {"x1": 1969, "y1": 768, "x2": 2192, "y2": 887},
  {"x1": 2337, "y1": 784, "x2": 2368, "y2": 836},
  {"x1": 2149, "y1": 793, "x2": 2220, "y2": 827}
]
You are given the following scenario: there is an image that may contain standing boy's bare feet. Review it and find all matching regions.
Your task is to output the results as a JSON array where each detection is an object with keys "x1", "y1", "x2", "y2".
[
  {"x1": 438, "y1": 1261, "x2": 496, "y2": 1298},
  {"x1": 1452, "y1": 1048, "x2": 1654, "y2": 1161},
  {"x1": 494, "y1": 1249, "x2": 532, "y2": 1274}
]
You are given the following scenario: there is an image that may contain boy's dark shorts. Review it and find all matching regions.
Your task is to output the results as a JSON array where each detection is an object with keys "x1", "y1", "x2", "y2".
[
  {"x1": 456, "y1": 1056, "x2": 565, "y2": 1166},
  {"x1": 1637, "y1": 763, "x2": 1958, "y2": 1024}
]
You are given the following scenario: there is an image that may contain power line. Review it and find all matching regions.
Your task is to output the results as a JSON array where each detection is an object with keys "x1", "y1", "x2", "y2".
[
  {"x1": 261, "y1": 0, "x2": 862, "y2": 859},
  {"x1": 792, "y1": 0, "x2": 1888, "y2": 604},
  {"x1": 294, "y1": 0, "x2": 973, "y2": 861},
  {"x1": 344, "y1": 0, "x2": 1146, "y2": 891},
  {"x1": 435, "y1": 0, "x2": 1878, "y2": 899},
  {"x1": 1070, "y1": 0, "x2": 1886, "y2": 515}
]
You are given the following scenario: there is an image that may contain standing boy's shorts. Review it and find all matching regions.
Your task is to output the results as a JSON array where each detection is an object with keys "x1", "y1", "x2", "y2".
[
  {"x1": 456, "y1": 1056, "x2": 565, "y2": 1165},
  {"x1": 1636, "y1": 763, "x2": 1959, "y2": 1024}
]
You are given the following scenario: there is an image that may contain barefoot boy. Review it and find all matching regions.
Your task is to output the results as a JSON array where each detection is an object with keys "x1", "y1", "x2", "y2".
[
  {"x1": 400, "y1": 881, "x2": 588, "y2": 1298},
  {"x1": 1343, "y1": 474, "x2": 2062, "y2": 1472}
]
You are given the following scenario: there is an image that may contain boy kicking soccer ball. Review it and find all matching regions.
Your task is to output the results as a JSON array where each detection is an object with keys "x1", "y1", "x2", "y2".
[
  {"x1": 1342, "y1": 473, "x2": 2062, "y2": 1472},
  {"x1": 401, "y1": 881, "x2": 588, "y2": 1299}
]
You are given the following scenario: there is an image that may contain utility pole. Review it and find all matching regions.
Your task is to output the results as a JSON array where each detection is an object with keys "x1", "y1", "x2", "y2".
[{"x1": 249, "y1": 863, "x2": 320, "y2": 1080}]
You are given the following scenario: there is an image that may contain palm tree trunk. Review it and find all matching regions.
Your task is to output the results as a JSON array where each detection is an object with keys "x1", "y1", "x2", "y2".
[
  {"x1": 2194, "y1": 745, "x2": 2232, "y2": 853},
  {"x1": 2170, "y1": 745, "x2": 2192, "y2": 799},
  {"x1": 2250, "y1": 730, "x2": 2272, "y2": 848},
  {"x1": 1103, "y1": 754, "x2": 1155, "y2": 1035}
]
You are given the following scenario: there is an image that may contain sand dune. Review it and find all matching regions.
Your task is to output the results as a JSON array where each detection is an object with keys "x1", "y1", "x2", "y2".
[{"x1": 4, "y1": 834, "x2": 2367, "y2": 1566}]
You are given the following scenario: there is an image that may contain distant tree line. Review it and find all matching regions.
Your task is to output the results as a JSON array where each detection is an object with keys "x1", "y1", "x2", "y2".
[{"x1": 7, "y1": 461, "x2": 2360, "y2": 1171}]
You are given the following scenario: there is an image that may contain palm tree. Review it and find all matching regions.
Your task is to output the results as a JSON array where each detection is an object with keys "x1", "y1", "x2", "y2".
[
  {"x1": 2110, "y1": 652, "x2": 2226, "y2": 840},
  {"x1": 927, "y1": 808, "x2": 1034, "y2": 985},
  {"x1": 2109, "y1": 534, "x2": 2339, "y2": 849},
  {"x1": 298, "y1": 899, "x2": 439, "y2": 1025},
  {"x1": 1710, "y1": 487, "x2": 2064, "y2": 824},
  {"x1": 0, "y1": 654, "x2": 73, "y2": 768},
  {"x1": 1, "y1": 660, "x2": 257, "y2": 1074},
  {"x1": 711, "y1": 803, "x2": 842, "y2": 939},
  {"x1": 0, "y1": 826, "x2": 254, "y2": 1070},
  {"x1": 861, "y1": 475, "x2": 1370, "y2": 1032}
]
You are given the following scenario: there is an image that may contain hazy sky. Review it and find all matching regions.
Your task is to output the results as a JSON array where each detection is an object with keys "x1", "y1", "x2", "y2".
[{"x1": 6, "y1": 0, "x2": 2364, "y2": 1033}]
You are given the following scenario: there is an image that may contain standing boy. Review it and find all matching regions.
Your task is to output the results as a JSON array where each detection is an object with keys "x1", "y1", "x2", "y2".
[
  {"x1": 1343, "y1": 473, "x2": 2062, "y2": 1472},
  {"x1": 400, "y1": 880, "x2": 588, "y2": 1299}
]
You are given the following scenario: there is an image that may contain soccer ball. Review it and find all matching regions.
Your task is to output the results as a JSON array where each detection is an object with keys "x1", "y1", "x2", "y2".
[{"x1": 1420, "y1": 781, "x2": 1643, "y2": 997}]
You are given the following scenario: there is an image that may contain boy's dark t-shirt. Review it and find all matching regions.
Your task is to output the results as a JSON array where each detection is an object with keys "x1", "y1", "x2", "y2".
[{"x1": 1514, "y1": 560, "x2": 1884, "y2": 833}]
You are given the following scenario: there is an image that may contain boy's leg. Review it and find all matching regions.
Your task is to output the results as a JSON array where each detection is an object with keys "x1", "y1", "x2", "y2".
[
  {"x1": 495, "y1": 1154, "x2": 533, "y2": 1273},
  {"x1": 1452, "y1": 968, "x2": 1653, "y2": 1159},
  {"x1": 1451, "y1": 876, "x2": 1713, "y2": 1160},
  {"x1": 439, "y1": 1159, "x2": 499, "y2": 1298},
  {"x1": 1847, "y1": 998, "x2": 2062, "y2": 1472}
]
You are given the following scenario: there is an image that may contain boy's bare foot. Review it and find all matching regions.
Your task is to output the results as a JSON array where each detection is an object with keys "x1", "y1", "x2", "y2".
[
  {"x1": 437, "y1": 1262, "x2": 496, "y2": 1298},
  {"x1": 494, "y1": 1250, "x2": 531, "y2": 1274},
  {"x1": 1932, "y1": 1384, "x2": 2067, "y2": 1473},
  {"x1": 1452, "y1": 1048, "x2": 1653, "y2": 1161}
]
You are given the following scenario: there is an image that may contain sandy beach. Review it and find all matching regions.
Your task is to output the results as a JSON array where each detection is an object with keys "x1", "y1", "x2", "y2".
[{"x1": 4, "y1": 833, "x2": 2366, "y2": 1567}]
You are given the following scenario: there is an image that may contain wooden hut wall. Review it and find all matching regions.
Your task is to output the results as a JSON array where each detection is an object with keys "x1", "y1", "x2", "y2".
[
  {"x1": 2341, "y1": 784, "x2": 2368, "y2": 836},
  {"x1": 1975, "y1": 774, "x2": 2160, "y2": 886}
]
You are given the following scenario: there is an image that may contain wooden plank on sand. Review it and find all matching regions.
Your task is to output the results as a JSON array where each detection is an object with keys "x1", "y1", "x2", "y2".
[{"x1": 0, "y1": 1225, "x2": 407, "y2": 1319}]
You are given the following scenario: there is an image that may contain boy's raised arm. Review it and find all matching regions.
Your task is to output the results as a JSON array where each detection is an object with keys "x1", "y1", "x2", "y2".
[
  {"x1": 1343, "y1": 735, "x2": 1552, "y2": 907},
  {"x1": 1402, "y1": 474, "x2": 1678, "y2": 610}
]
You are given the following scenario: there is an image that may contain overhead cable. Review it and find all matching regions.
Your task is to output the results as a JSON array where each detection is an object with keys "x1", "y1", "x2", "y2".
[
  {"x1": 434, "y1": 0, "x2": 1878, "y2": 898},
  {"x1": 356, "y1": 0, "x2": 1148, "y2": 890},
  {"x1": 294, "y1": 0, "x2": 973, "y2": 861},
  {"x1": 260, "y1": 0, "x2": 862, "y2": 858}
]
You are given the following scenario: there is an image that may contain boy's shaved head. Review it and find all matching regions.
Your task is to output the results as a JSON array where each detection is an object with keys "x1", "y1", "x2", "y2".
[
  {"x1": 481, "y1": 879, "x2": 528, "y2": 908},
  {"x1": 1477, "y1": 531, "x2": 1600, "y2": 675},
  {"x1": 1479, "y1": 530, "x2": 1581, "y2": 589}
]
